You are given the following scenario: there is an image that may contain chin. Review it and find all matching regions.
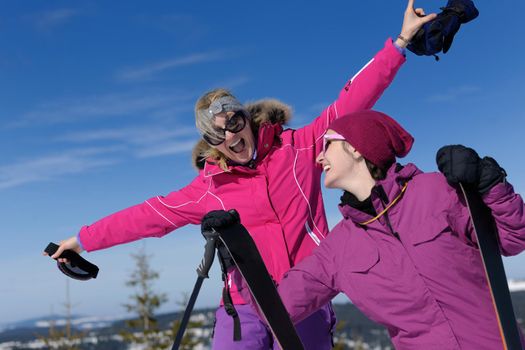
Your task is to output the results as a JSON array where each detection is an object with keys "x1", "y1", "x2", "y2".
[
  {"x1": 324, "y1": 178, "x2": 336, "y2": 189},
  {"x1": 231, "y1": 150, "x2": 253, "y2": 165}
]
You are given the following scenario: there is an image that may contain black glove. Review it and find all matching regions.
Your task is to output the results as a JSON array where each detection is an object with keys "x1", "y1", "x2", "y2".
[
  {"x1": 408, "y1": 0, "x2": 479, "y2": 58},
  {"x1": 201, "y1": 209, "x2": 240, "y2": 272},
  {"x1": 436, "y1": 145, "x2": 506, "y2": 194},
  {"x1": 436, "y1": 144, "x2": 480, "y2": 186},
  {"x1": 201, "y1": 209, "x2": 240, "y2": 233},
  {"x1": 478, "y1": 156, "x2": 507, "y2": 195}
]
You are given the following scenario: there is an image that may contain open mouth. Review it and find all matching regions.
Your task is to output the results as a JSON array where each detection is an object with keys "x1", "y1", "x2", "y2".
[
  {"x1": 323, "y1": 165, "x2": 331, "y2": 172},
  {"x1": 229, "y1": 138, "x2": 246, "y2": 154}
]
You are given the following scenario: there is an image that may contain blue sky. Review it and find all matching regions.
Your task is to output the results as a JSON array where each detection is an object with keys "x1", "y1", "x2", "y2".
[{"x1": 1, "y1": 1, "x2": 524, "y2": 325}]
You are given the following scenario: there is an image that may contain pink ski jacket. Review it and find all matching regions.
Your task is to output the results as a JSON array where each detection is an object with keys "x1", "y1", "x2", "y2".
[
  {"x1": 78, "y1": 39, "x2": 405, "y2": 304},
  {"x1": 278, "y1": 163, "x2": 525, "y2": 349}
]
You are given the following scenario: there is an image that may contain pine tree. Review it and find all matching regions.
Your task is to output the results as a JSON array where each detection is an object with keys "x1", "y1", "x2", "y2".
[
  {"x1": 38, "y1": 280, "x2": 84, "y2": 350},
  {"x1": 119, "y1": 244, "x2": 169, "y2": 349},
  {"x1": 119, "y1": 244, "x2": 205, "y2": 349}
]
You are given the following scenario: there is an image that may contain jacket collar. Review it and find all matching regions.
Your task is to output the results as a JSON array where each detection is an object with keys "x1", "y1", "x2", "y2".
[{"x1": 339, "y1": 163, "x2": 421, "y2": 223}]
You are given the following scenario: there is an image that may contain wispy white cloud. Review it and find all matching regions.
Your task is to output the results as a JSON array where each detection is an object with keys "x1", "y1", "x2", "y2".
[
  {"x1": 0, "y1": 125, "x2": 199, "y2": 190},
  {"x1": 117, "y1": 51, "x2": 229, "y2": 81},
  {"x1": 0, "y1": 147, "x2": 121, "y2": 190},
  {"x1": 30, "y1": 9, "x2": 80, "y2": 31},
  {"x1": 58, "y1": 126, "x2": 196, "y2": 144},
  {"x1": 209, "y1": 76, "x2": 251, "y2": 91},
  {"x1": 136, "y1": 140, "x2": 196, "y2": 158},
  {"x1": 426, "y1": 85, "x2": 481, "y2": 102},
  {"x1": 57, "y1": 125, "x2": 199, "y2": 158},
  {"x1": 6, "y1": 91, "x2": 194, "y2": 128}
]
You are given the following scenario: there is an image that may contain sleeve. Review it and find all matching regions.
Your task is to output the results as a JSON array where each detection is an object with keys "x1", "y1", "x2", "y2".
[
  {"x1": 446, "y1": 181, "x2": 525, "y2": 257},
  {"x1": 78, "y1": 175, "x2": 209, "y2": 252},
  {"x1": 293, "y1": 38, "x2": 406, "y2": 156},
  {"x1": 277, "y1": 237, "x2": 340, "y2": 324},
  {"x1": 482, "y1": 182, "x2": 525, "y2": 256}
]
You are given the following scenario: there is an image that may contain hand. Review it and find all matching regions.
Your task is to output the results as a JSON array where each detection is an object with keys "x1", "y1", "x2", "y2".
[
  {"x1": 436, "y1": 145, "x2": 506, "y2": 194},
  {"x1": 396, "y1": 0, "x2": 437, "y2": 48},
  {"x1": 406, "y1": 0, "x2": 479, "y2": 56},
  {"x1": 43, "y1": 236, "x2": 83, "y2": 263},
  {"x1": 201, "y1": 209, "x2": 240, "y2": 233},
  {"x1": 478, "y1": 156, "x2": 506, "y2": 195},
  {"x1": 201, "y1": 210, "x2": 240, "y2": 272},
  {"x1": 436, "y1": 145, "x2": 480, "y2": 186}
]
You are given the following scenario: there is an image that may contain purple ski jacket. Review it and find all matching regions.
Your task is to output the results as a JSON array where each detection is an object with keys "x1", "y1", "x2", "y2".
[
  {"x1": 278, "y1": 163, "x2": 525, "y2": 349},
  {"x1": 78, "y1": 39, "x2": 406, "y2": 305}
]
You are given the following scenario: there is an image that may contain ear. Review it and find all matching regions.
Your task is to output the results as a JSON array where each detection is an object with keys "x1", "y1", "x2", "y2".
[
  {"x1": 345, "y1": 142, "x2": 363, "y2": 160},
  {"x1": 352, "y1": 149, "x2": 364, "y2": 160}
]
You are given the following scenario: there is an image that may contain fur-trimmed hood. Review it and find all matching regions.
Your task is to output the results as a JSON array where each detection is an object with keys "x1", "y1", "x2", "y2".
[{"x1": 191, "y1": 99, "x2": 292, "y2": 170}]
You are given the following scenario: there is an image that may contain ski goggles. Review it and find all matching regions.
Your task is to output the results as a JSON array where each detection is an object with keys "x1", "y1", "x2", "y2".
[
  {"x1": 202, "y1": 110, "x2": 248, "y2": 146},
  {"x1": 44, "y1": 242, "x2": 99, "y2": 281},
  {"x1": 323, "y1": 133, "x2": 346, "y2": 154}
]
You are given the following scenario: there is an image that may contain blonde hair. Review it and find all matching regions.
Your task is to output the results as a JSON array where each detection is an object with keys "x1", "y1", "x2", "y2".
[{"x1": 194, "y1": 88, "x2": 237, "y2": 171}]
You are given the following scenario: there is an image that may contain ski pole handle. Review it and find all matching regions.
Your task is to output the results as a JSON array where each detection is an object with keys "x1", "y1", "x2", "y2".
[{"x1": 197, "y1": 229, "x2": 219, "y2": 278}]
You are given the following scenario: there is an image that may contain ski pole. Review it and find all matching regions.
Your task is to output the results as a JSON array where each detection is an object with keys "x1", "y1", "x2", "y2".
[
  {"x1": 460, "y1": 184, "x2": 522, "y2": 350},
  {"x1": 172, "y1": 229, "x2": 219, "y2": 350}
]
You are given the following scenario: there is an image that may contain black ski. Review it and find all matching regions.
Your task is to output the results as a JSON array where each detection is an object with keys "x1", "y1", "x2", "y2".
[
  {"x1": 216, "y1": 223, "x2": 305, "y2": 350},
  {"x1": 460, "y1": 184, "x2": 522, "y2": 350}
]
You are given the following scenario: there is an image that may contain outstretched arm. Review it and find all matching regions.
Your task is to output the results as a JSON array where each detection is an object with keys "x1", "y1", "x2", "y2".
[{"x1": 45, "y1": 175, "x2": 209, "y2": 259}]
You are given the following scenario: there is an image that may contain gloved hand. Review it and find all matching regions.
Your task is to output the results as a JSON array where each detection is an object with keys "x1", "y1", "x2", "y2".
[
  {"x1": 478, "y1": 156, "x2": 507, "y2": 195},
  {"x1": 201, "y1": 209, "x2": 240, "y2": 233},
  {"x1": 201, "y1": 209, "x2": 241, "y2": 272},
  {"x1": 436, "y1": 145, "x2": 506, "y2": 194},
  {"x1": 408, "y1": 0, "x2": 479, "y2": 57}
]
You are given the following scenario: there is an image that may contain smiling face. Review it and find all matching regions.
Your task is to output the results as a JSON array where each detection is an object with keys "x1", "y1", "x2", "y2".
[
  {"x1": 317, "y1": 129, "x2": 376, "y2": 199},
  {"x1": 317, "y1": 130, "x2": 359, "y2": 189},
  {"x1": 212, "y1": 111, "x2": 256, "y2": 165}
]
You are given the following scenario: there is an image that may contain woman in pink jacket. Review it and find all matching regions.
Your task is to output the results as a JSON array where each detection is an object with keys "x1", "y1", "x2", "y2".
[
  {"x1": 277, "y1": 110, "x2": 525, "y2": 349},
  {"x1": 46, "y1": 2, "x2": 436, "y2": 348}
]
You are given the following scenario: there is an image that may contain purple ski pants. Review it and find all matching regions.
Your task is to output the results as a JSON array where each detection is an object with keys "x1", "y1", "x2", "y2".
[{"x1": 211, "y1": 302, "x2": 335, "y2": 349}]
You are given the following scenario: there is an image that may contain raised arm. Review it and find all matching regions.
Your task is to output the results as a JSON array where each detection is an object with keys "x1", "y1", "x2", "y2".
[{"x1": 294, "y1": 0, "x2": 436, "y2": 154}]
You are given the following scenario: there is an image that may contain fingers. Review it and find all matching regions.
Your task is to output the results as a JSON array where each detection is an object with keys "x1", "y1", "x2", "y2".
[
  {"x1": 420, "y1": 13, "x2": 437, "y2": 25},
  {"x1": 414, "y1": 8, "x2": 425, "y2": 17},
  {"x1": 51, "y1": 241, "x2": 66, "y2": 259},
  {"x1": 406, "y1": 0, "x2": 415, "y2": 11},
  {"x1": 48, "y1": 236, "x2": 80, "y2": 260}
]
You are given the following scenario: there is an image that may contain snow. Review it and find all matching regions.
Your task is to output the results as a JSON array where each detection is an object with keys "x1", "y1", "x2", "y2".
[{"x1": 508, "y1": 279, "x2": 525, "y2": 292}]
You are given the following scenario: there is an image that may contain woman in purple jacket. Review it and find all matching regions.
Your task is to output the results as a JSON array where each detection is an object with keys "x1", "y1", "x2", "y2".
[{"x1": 277, "y1": 110, "x2": 525, "y2": 349}]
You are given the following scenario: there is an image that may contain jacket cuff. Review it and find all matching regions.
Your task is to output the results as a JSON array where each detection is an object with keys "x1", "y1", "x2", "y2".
[
  {"x1": 78, "y1": 226, "x2": 94, "y2": 252},
  {"x1": 382, "y1": 38, "x2": 407, "y2": 66},
  {"x1": 482, "y1": 181, "x2": 514, "y2": 204},
  {"x1": 392, "y1": 40, "x2": 407, "y2": 57}
]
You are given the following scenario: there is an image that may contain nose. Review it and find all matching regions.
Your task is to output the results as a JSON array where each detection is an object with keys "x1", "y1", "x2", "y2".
[
  {"x1": 316, "y1": 152, "x2": 325, "y2": 167},
  {"x1": 224, "y1": 130, "x2": 236, "y2": 141}
]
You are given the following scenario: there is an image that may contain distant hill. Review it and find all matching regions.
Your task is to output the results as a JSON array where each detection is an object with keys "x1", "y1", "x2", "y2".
[{"x1": 2, "y1": 292, "x2": 525, "y2": 349}]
